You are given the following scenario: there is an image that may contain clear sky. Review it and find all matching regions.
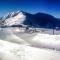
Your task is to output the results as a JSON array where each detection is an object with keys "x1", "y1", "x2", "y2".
[{"x1": 0, "y1": 0, "x2": 60, "y2": 18}]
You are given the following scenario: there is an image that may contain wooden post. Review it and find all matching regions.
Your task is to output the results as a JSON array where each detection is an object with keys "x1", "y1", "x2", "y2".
[{"x1": 53, "y1": 28, "x2": 54, "y2": 35}]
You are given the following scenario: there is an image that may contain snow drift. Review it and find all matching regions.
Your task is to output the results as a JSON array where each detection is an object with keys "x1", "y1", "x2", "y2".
[
  {"x1": 0, "y1": 39, "x2": 60, "y2": 60},
  {"x1": 0, "y1": 28, "x2": 60, "y2": 60},
  {"x1": 32, "y1": 33, "x2": 60, "y2": 50}
]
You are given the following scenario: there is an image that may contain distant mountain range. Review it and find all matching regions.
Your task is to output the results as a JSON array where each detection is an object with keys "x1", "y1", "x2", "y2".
[{"x1": 0, "y1": 10, "x2": 60, "y2": 29}]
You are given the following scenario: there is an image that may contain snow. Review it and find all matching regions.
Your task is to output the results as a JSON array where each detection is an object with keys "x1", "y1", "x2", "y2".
[
  {"x1": 1, "y1": 10, "x2": 60, "y2": 60},
  {"x1": 0, "y1": 28, "x2": 29, "y2": 45},
  {"x1": 4, "y1": 12, "x2": 26, "y2": 26},
  {"x1": 0, "y1": 28, "x2": 60, "y2": 60},
  {"x1": 32, "y1": 34, "x2": 60, "y2": 50},
  {"x1": 0, "y1": 39, "x2": 60, "y2": 60}
]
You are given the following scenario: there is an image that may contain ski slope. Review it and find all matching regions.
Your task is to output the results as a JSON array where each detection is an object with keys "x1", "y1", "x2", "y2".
[
  {"x1": 0, "y1": 39, "x2": 60, "y2": 60},
  {"x1": 0, "y1": 28, "x2": 60, "y2": 60}
]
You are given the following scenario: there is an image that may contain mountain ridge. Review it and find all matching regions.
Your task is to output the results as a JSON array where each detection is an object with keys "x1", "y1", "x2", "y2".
[{"x1": 0, "y1": 10, "x2": 60, "y2": 29}]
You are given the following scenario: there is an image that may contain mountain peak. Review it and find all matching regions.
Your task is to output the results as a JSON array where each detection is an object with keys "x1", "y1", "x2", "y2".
[
  {"x1": 1, "y1": 11, "x2": 60, "y2": 29},
  {"x1": 4, "y1": 10, "x2": 26, "y2": 26},
  {"x1": 2, "y1": 10, "x2": 25, "y2": 20}
]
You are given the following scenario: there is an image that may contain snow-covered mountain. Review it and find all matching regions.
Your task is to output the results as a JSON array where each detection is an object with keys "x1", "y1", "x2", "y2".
[
  {"x1": 4, "y1": 11, "x2": 26, "y2": 26},
  {"x1": 1, "y1": 10, "x2": 60, "y2": 29}
]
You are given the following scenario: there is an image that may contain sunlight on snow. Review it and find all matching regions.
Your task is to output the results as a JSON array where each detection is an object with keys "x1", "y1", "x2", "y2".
[{"x1": 5, "y1": 12, "x2": 26, "y2": 26}]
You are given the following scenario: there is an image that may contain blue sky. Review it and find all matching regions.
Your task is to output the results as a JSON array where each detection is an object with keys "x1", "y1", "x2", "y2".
[{"x1": 0, "y1": 0, "x2": 60, "y2": 18}]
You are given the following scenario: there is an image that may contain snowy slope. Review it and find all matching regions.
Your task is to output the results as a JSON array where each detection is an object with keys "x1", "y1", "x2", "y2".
[
  {"x1": 0, "y1": 39, "x2": 60, "y2": 60},
  {"x1": 32, "y1": 34, "x2": 60, "y2": 50},
  {"x1": 1, "y1": 28, "x2": 60, "y2": 51},
  {"x1": 4, "y1": 11, "x2": 26, "y2": 26},
  {"x1": 0, "y1": 28, "x2": 60, "y2": 60}
]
